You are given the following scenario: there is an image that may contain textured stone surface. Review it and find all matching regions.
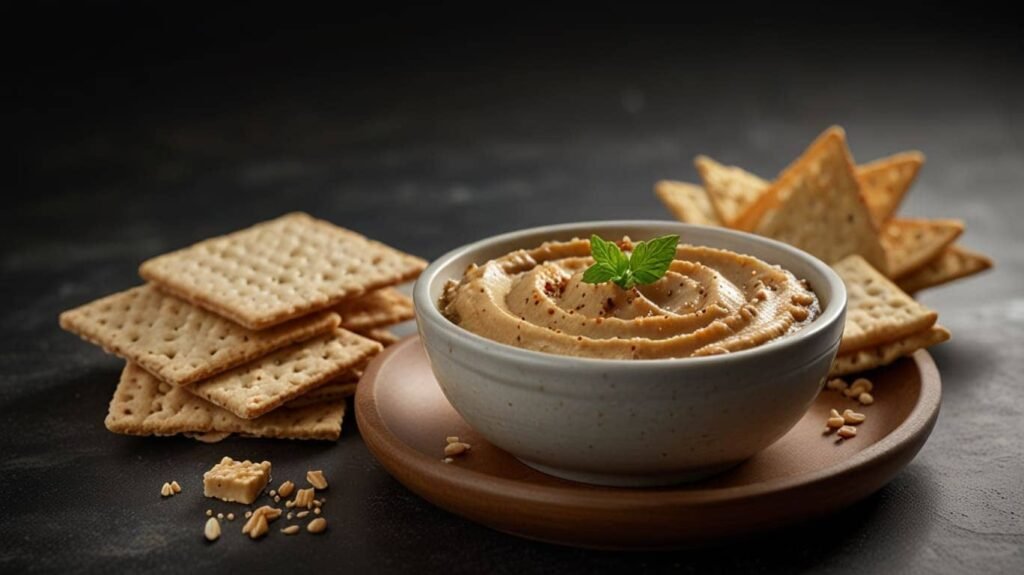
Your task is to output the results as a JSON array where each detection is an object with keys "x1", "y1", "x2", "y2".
[{"x1": 2, "y1": 8, "x2": 1022, "y2": 574}]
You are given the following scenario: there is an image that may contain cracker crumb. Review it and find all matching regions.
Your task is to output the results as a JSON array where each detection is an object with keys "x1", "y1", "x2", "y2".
[
  {"x1": 294, "y1": 488, "x2": 315, "y2": 509},
  {"x1": 287, "y1": 512, "x2": 294, "y2": 520},
  {"x1": 204, "y1": 517, "x2": 221, "y2": 542},
  {"x1": 217, "y1": 513, "x2": 224, "y2": 520},
  {"x1": 307, "y1": 517, "x2": 328, "y2": 534},
  {"x1": 202, "y1": 457, "x2": 272, "y2": 505},
  {"x1": 314, "y1": 507, "x2": 321, "y2": 515},
  {"x1": 226, "y1": 513, "x2": 235, "y2": 521},
  {"x1": 443, "y1": 457, "x2": 454, "y2": 464},
  {"x1": 249, "y1": 513, "x2": 269, "y2": 539},
  {"x1": 269, "y1": 489, "x2": 277, "y2": 497},
  {"x1": 170, "y1": 481, "x2": 182, "y2": 494},
  {"x1": 160, "y1": 482, "x2": 173, "y2": 497},
  {"x1": 444, "y1": 442, "x2": 471, "y2": 457},
  {"x1": 274, "y1": 495, "x2": 281, "y2": 503},
  {"x1": 277, "y1": 481, "x2": 295, "y2": 498},
  {"x1": 842, "y1": 409, "x2": 866, "y2": 424},
  {"x1": 307, "y1": 470, "x2": 328, "y2": 490},
  {"x1": 205, "y1": 509, "x2": 213, "y2": 517}
]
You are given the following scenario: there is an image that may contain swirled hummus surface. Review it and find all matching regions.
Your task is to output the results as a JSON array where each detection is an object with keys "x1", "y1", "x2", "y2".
[{"x1": 440, "y1": 237, "x2": 820, "y2": 359}]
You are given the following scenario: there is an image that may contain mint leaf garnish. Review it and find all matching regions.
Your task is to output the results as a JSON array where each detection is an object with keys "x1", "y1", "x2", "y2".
[{"x1": 582, "y1": 234, "x2": 679, "y2": 290}]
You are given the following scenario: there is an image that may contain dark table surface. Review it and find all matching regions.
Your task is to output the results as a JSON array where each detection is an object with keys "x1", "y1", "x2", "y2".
[{"x1": 3, "y1": 8, "x2": 1022, "y2": 574}]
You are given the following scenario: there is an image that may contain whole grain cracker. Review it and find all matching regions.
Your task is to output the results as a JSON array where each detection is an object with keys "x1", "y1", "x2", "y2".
[
  {"x1": 881, "y1": 218, "x2": 964, "y2": 280},
  {"x1": 360, "y1": 327, "x2": 401, "y2": 347},
  {"x1": 746, "y1": 128, "x2": 888, "y2": 272},
  {"x1": 897, "y1": 244, "x2": 994, "y2": 294},
  {"x1": 830, "y1": 325, "x2": 950, "y2": 376},
  {"x1": 139, "y1": 213, "x2": 427, "y2": 330},
  {"x1": 285, "y1": 381, "x2": 359, "y2": 409},
  {"x1": 653, "y1": 180, "x2": 723, "y2": 226},
  {"x1": 105, "y1": 363, "x2": 346, "y2": 440},
  {"x1": 694, "y1": 155, "x2": 769, "y2": 228},
  {"x1": 855, "y1": 151, "x2": 924, "y2": 226},
  {"x1": 336, "y1": 288, "x2": 414, "y2": 331},
  {"x1": 188, "y1": 329, "x2": 381, "y2": 420},
  {"x1": 832, "y1": 255, "x2": 938, "y2": 354},
  {"x1": 59, "y1": 285, "x2": 340, "y2": 386}
]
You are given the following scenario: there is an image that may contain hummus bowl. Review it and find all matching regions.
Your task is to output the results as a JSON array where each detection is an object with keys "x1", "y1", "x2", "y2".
[{"x1": 414, "y1": 221, "x2": 847, "y2": 487}]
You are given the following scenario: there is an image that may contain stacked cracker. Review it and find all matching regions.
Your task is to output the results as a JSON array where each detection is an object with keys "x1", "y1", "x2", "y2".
[
  {"x1": 655, "y1": 127, "x2": 992, "y2": 375},
  {"x1": 60, "y1": 213, "x2": 424, "y2": 441}
]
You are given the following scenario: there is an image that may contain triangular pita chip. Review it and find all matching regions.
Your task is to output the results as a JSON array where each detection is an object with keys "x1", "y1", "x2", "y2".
[
  {"x1": 693, "y1": 156, "x2": 768, "y2": 227},
  {"x1": 830, "y1": 325, "x2": 950, "y2": 376},
  {"x1": 832, "y1": 255, "x2": 938, "y2": 354},
  {"x1": 897, "y1": 244, "x2": 993, "y2": 294},
  {"x1": 855, "y1": 151, "x2": 924, "y2": 226},
  {"x1": 654, "y1": 181, "x2": 722, "y2": 226},
  {"x1": 743, "y1": 127, "x2": 888, "y2": 272},
  {"x1": 881, "y1": 218, "x2": 964, "y2": 279}
]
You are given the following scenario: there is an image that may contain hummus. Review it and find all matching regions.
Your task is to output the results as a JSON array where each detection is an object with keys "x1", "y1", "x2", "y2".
[{"x1": 440, "y1": 237, "x2": 820, "y2": 359}]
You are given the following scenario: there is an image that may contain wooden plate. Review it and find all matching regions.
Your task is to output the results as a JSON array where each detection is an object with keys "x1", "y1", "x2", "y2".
[{"x1": 355, "y1": 336, "x2": 941, "y2": 549}]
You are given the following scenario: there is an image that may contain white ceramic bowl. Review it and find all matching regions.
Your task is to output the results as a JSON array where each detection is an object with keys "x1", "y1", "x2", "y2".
[{"x1": 414, "y1": 221, "x2": 847, "y2": 487}]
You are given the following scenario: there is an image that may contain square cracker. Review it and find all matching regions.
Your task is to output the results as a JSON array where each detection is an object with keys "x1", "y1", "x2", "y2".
[
  {"x1": 832, "y1": 255, "x2": 938, "y2": 354},
  {"x1": 693, "y1": 155, "x2": 768, "y2": 228},
  {"x1": 744, "y1": 127, "x2": 889, "y2": 273},
  {"x1": 359, "y1": 327, "x2": 401, "y2": 347},
  {"x1": 188, "y1": 328, "x2": 381, "y2": 419},
  {"x1": 285, "y1": 381, "x2": 359, "y2": 408},
  {"x1": 106, "y1": 363, "x2": 346, "y2": 440},
  {"x1": 881, "y1": 218, "x2": 964, "y2": 280},
  {"x1": 897, "y1": 244, "x2": 993, "y2": 294},
  {"x1": 830, "y1": 325, "x2": 950, "y2": 377},
  {"x1": 855, "y1": 151, "x2": 924, "y2": 227},
  {"x1": 654, "y1": 181, "x2": 722, "y2": 226},
  {"x1": 336, "y1": 287, "x2": 414, "y2": 331},
  {"x1": 139, "y1": 213, "x2": 427, "y2": 330},
  {"x1": 59, "y1": 285, "x2": 340, "y2": 386}
]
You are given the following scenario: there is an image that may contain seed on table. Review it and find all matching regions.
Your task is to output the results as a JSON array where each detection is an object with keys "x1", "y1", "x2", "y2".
[
  {"x1": 204, "y1": 517, "x2": 221, "y2": 542},
  {"x1": 837, "y1": 425, "x2": 857, "y2": 439},
  {"x1": 858, "y1": 392, "x2": 874, "y2": 405},
  {"x1": 307, "y1": 517, "x2": 327, "y2": 534},
  {"x1": 281, "y1": 525, "x2": 300, "y2": 535},
  {"x1": 842, "y1": 409, "x2": 866, "y2": 424}
]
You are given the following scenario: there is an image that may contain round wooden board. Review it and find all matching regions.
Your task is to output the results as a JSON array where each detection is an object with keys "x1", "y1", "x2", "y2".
[{"x1": 355, "y1": 336, "x2": 941, "y2": 549}]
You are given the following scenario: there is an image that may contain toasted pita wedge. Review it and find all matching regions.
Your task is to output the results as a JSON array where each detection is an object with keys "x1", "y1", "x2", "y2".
[
  {"x1": 830, "y1": 325, "x2": 950, "y2": 376},
  {"x1": 742, "y1": 127, "x2": 888, "y2": 272},
  {"x1": 654, "y1": 181, "x2": 722, "y2": 226},
  {"x1": 881, "y1": 218, "x2": 964, "y2": 279},
  {"x1": 897, "y1": 244, "x2": 994, "y2": 294},
  {"x1": 693, "y1": 156, "x2": 768, "y2": 228},
  {"x1": 832, "y1": 255, "x2": 938, "y2": 354},
  {"x1": 855, "y1": 152, "x2": 925, "y2": 226}
]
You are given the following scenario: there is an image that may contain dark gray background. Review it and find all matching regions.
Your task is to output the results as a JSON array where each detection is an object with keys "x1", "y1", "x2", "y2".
[{"x1": 3, "y1": 6, "x2": 1022, "y2": 574}]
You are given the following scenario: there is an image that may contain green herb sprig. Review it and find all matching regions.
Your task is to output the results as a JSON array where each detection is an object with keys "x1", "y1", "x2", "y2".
[{"x1": 581, "y1": 234, "x2": 679, "y2": 290}]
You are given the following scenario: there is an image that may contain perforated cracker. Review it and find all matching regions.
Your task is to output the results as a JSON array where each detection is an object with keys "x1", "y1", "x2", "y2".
[
  {"x1": 897, "y1": 244, "x2": 993, "y2": 294},
  {"x1": 105, "y1": 363, "x2": 346, "y2": 440},
  {"x1": 747, "y1": 128, "x2": 888, "y2": 273},
  {"x1": 336, "y1": 288, "x2": 414, "y2": 331},
  {"x1": 832, "y1": 255, "x2": 938, "y2": 354},
  {"x1": 653, "y1": 181, "x2": 722, "y2": 226},
  {"x1": 881, "y1": 218, "x2": 964, "y2": 279},
  {"x1": 284, "y1": 363, "x2": 364, "y2": 408},
  {"x1": 188, "y1": 328, "x2": 381, "y2": 419},
  {"x1": 830, "y1": 325, "x2": 950, "y2": 376},
  {"x1": 694, "y1": 155, "x2": 768, "y2": 228},
  {"x1": 855, "y1": 151, "x2": 924, "y2": 227},
  {"x1": 59, "y1": 285, "x2": 340, "y2": 386},
  {"x1": 139, "y1": 213, "x2": 427, "y2": 330},
  {"x1": 360, "y1": 327, "x2": 401, "y2": 347}
]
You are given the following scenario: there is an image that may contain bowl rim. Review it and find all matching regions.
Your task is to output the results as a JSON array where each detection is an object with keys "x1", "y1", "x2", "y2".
[{"x1": 414, "y1": 220, "x2": 847, "y2": 370}]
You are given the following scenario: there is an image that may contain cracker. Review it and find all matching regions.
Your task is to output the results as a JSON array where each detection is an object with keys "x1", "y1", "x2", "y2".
[
  {"x1": 897, "y1": 244, "x2": 994, "y2": 294},
  {"x1": 832, "y1": 255, "x2": 938, "y2": 354},
  {"x1": 188, "y1": 328, "x2": 381, "y2": 419},
  {"x1": 830, "y1": 325, "x2": 950, "y2": 376},
  {"x1": 105, "y1": 363, "x2": 346, "y2": 440},
  {"x1": 139, "y1": 213, "x2": 427, "y2": 330},
  {"x1": 881, "y1": 218, "x2": 964, "y2": 279},
  {"x1": 336, "y1": 288, "x2": 414, "y2": 331},
  {"x1": 360, "y1": 327, "x2": 401, "y2": 346},
  {"x1": 694, "y1": 155, "x2": 769, "y2": 228},
  {"x1": 59, "y1": 285, "x2": 340, "y2": 386},
  {"x1": 285, "y1": 382, "x2": 359, "y2": 408},
  {"x1": 855, "y1": 151, "x2": 924, "y2": 226},
  {"x1": 653, "y1": 180, "x2": 722, "y2": 226},
  {"x1": 746, "y1": 127, "x2": 889, "y2": 273},
  {"x1": 284, "y1": 362, "x2": 364, "y2": 408}
]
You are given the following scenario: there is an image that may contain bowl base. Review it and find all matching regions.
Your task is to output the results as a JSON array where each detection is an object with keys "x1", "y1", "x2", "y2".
[{"x1": 516, "y1": 458, "x2": 741, "y2": 487}]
